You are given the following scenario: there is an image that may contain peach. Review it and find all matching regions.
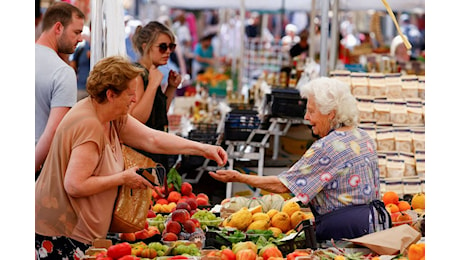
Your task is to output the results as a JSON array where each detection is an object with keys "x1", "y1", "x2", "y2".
[
  {"x1": 185, "y1": 198, "x2": 198, "y2": 210},
  {"x1": 171, "y1": 209, "x2": 190, "y2": 224},
  {"x1": 162, "y1": 232, "x2": 178, "y2": 241},
  {"x1": 167, "y1": 191, "x2": 182, "y2": 203},
  {"x1": 183, "y1": 219, "x2": 196, "y2": 233},
  {"x1": 181, "y1": 182, "x2": 193, "y2": 196},
  {"x1": 165, "y1": 220, "x2": 182, "y2": 235},
  {"x1": 176, "y1": 202, "x2": 192, "y2": 213}
]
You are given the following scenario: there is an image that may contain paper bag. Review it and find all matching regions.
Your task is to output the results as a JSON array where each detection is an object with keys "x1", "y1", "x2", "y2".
[{"x1": 345, "y1": 224, "x2": 421, "y2": 255}]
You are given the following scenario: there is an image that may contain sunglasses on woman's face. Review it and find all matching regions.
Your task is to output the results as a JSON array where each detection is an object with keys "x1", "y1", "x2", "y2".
[{"x1": 156, "y1": 43, "x2": 176, "y2": 53}]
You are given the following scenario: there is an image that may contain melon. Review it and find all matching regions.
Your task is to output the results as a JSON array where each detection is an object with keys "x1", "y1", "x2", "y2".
[{"x1": 247, "y1": 197, "x2": 269, "y2": 213}]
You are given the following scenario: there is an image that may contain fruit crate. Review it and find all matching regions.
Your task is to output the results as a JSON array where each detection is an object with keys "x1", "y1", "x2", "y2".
[
  {"x1": 204, "y1": 229, "x2": 233, "y2": 249},
  {"x1": 276, "y1": 219, "x2": 317, "y2": 257},
  {"x1": 268, "y1": 88, "x2": 308, "y2": 118},
  {"x1": 224, "y1": 109, "x2": 264, "y2": 142}
]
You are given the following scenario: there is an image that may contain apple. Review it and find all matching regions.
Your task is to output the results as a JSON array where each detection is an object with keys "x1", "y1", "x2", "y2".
[{"x1": 171, "y1": 209, "x2": 190, "y2": 223}]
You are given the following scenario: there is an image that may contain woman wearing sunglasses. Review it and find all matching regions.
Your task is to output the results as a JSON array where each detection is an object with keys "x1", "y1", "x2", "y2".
[{"x1": 129, "y1": 21, "x2": 182, "y2": 170}]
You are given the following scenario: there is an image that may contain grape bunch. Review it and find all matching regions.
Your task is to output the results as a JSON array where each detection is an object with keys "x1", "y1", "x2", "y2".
[
  {"x1": 191, "y1": 209, "x2": 223, "y2": 229},
  {"x1": 147, "y1": 214, "x2": 167, "y2": 233},
  {"x1": 171, "y1": 243, "x2": 200, "y2": 256},
  {"x1": 147, "y1": 242, "x2": 169, "y2": 257}
]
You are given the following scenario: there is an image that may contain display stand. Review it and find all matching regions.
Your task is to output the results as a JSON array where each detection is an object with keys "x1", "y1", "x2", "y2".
[
  {"x1": 270, "y1": 117, "x2": 310, "y2": 160},
  {"x1": 225, "y1": 117, "x2": 310, "y2": 198}
]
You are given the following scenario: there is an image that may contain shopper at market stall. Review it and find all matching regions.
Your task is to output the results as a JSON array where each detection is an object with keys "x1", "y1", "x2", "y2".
[
  {"x1": 192, "y1": 32, "x2": 218, "y2": 78},
  {"x1": 289, "y1": 28, "x2": 309, "y2": 59},
  {"x1": 129, "y1": 21, "x2": 182, "y2": 170},
  {"x1": 35, "y1": 56, "x2": 228, "y2": 259},
  {"x1": 35, "y1": 2, "x2": 85, "y2": 176},
  {"x1": 209, "y1": 77, "x2": 389, "y2": 241}
]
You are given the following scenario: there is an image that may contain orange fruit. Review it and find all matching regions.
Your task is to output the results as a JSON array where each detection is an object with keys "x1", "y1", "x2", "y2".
[
  {"x1": 395, "y1": 211, "x2": 413, "y2": 225},
  {"x1": 385, "y1": 203, "x2": 400, "y2": 213},
  {"x1": 398, "y1": 200, "x2": 411, "y2": 211},
  {"x1": 382, "y1": 191, "x2": 399, "y2": 206}
]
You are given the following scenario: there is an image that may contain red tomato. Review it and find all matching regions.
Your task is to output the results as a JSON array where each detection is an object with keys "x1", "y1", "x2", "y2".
[
  {"x1": 118, "y1": 255, "x2": 140, "y2": 260},
  {"x1": 236, "y1": 249, "x2": 257, "y2": 260},
  {"x1": 107, "y1": 242, "x2": 132, "y2": 259},
  {"x1": 95, "y1": 251, "x2": 114, "y2": 260},
  {"x1": 286, "y1": 250, "x2": 311, "y2": 260},
  {"x1": 262, "y1": 247, "x2": 283, "y2": 260},
  {"x1": 221, "y1": 248, "x2": 236, "y2": 260}
]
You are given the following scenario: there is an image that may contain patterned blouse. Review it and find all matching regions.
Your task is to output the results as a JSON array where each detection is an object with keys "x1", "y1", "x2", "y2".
[{"x1": 278, "y1": 127, "x2": 380, "y2": 215}]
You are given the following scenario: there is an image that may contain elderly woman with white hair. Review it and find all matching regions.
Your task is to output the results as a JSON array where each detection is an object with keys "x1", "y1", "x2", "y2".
[{"x1": 209, "y1": 77, "x2": 389, "y2": 242}]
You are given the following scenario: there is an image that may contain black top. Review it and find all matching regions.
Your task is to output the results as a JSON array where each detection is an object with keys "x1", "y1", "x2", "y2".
[
  {"x1": 133, "y1": 63, "x2": 170, "y2": 170},
  {"x1": 289, "y1": 43, "x2": 309, "y2": 58}
]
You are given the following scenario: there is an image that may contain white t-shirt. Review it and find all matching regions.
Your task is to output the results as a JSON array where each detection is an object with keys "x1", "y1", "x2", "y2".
[{"x1": 35, "y1": 44, "x2": 77, "y2": 144}]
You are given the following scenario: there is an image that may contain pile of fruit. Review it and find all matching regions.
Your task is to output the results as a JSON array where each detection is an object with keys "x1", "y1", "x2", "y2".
[
  {"x1": 195, "y1": 67, "x2": 230, "y2": 87},
  {"x1": 382, "y1": 191, "x2": 425, "y2": 232},
  {"x1": 221, "y1": 199, "x2": 313, "y2": 236}
]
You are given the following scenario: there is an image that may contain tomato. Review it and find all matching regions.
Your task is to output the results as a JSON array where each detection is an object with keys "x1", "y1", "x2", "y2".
[
  {"x1": 95, "y1": 251, "x2": 114, "y2": 260},
  {"x1": 262, "y1": 247, "x2": 283, "y2": 260},
  {"x1": 286, "y1": 250, "x2": 311, "y2": 260},
  {"x1": 221, "y1": 248, "x2": 236, "y2": 260},
  {"x1": 107, "y1": 242, "x2": 132, "y2": 259},
  {"x1": 236, "y1": 249, "x2": 257, "y2": 260},
  {"x1": 118, "y1": 256, "x2": 140, "y2": 260}
]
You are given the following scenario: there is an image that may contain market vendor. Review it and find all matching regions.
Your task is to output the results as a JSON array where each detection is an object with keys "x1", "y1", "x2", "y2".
[
  {"x1": 35, "y1": 56, "x2": 228, "y2": 259},
  {"x1": 209, "y1": 77, "x2": 390, "y2": 242}
]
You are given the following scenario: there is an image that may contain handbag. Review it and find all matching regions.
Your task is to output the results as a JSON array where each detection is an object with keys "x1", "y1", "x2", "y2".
[{"x1": 109, "y1": 145, "x2": 166, "y2": 233}]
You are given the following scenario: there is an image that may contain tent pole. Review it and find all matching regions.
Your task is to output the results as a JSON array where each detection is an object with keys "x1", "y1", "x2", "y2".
[
  {"x1": 308, "y1": 0, "x2": 317, "y2": 60},
  {"x1": 238, "y1": 0, "x2": 245, "y2": 94},
  {"x1": 329, "y1": 0, "x2": 339, "y2": 72},
  {"x1": 319, "y1": 0, "x2": 330, "y2": 76}
]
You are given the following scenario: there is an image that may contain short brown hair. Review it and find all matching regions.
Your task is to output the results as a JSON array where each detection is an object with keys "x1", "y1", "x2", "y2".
[
  {"x1": 86, "y1": 56, "x2": 144, "y2": 103},
  {"x1": 41, "y1": 2, "x2": 85, "y2": 31}
]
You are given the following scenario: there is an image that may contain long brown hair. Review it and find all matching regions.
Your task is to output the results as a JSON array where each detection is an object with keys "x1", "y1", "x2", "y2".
[{"x1": 131, "y1": 21, "x2": 176, "y2": 57}]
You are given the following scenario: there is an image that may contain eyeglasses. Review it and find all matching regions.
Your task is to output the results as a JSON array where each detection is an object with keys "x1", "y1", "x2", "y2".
[{"x1": 156, "y1": 43, "x2": 176, "y2": 53}]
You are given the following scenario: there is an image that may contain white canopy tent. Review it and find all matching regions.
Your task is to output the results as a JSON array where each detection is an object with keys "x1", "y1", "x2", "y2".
[
  {"x1": 155, "y1": 0, "x2": 424, "y2": 82},
  {"x1": 91, "y1": 0, "x2": 424, "y2": 90},
  {"x1": 155, "y1": 0, "x2": 424, "y2": 12}
]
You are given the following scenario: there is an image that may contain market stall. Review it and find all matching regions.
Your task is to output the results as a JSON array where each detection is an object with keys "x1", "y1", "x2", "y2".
[{"x1": 77, "y1": 1, "x2": 426, "y2": 259}]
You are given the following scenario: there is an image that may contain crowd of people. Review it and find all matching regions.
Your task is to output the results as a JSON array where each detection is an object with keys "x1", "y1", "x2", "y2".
[{"x1": 34, "y1": 1, "x2": 424, "y2": 259}]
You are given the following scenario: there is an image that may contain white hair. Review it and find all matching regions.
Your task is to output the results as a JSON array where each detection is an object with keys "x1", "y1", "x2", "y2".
[
  {"x1": 299, "y1": 77, "x2": 359, "y2": 128},
  {"x1": 390, "y1": 34, "x2": 408, "y2": 57}
]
